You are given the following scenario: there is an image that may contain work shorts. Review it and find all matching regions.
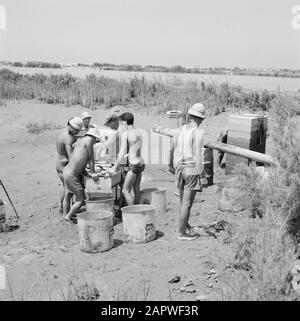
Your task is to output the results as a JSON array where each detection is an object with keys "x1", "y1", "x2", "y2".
[
  {"x1": 63, "y1": 168, "x2": 86, "y2": 202},
  {"x1": 128, "y1": 163, "x2": 145, "y2": 176},
  {"x1": 175, "y1": 164, "x2": 202, "y2": 192}
]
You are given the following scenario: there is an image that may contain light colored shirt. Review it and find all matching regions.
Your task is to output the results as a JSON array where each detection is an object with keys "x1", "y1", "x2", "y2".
[{"x1": 174, "y1": 125, "x2": 204, "y2": 171}]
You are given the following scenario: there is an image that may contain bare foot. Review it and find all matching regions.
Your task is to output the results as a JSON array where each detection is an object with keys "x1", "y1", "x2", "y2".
[
  {"x1": 177, "y1": 233, "x2": 199, "y2": 241},
  {"x1": 63, "y1": 216, "x2": 73, "y2": 225}
]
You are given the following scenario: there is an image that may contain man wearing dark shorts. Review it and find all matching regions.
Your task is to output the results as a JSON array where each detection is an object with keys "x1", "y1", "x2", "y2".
[
  {"x1": 110, "y1": 112, "x2": 145, "y2": 206},
  {"x1": 55, "y1": 117, "x2": 83, "y2": 213},
  {"x1": 169, "y1": 103, "x2": 206, "y2": 241}
]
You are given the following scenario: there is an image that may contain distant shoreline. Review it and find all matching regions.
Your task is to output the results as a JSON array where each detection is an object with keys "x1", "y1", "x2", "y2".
[{"x1": 1, "y1": 61, "x2": 300, "y2": 80}]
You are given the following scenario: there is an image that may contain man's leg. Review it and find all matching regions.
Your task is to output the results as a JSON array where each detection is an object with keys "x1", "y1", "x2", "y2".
[
  {"x1": 178, "y1": 189, "x2": 197, "y2": 236},
  {"x1": 64, "y1": 199, "x2": 85, "y2": 222},
  {"x1": 122, "y1": 171, "x2": 137, "y2": 206},
  {"x1": 63, "y1": 174, "x2": 85, "y2": 223},
  {"x1": 133, "y1": 170, "x2": 142, "y2": 205},
  {"x1": 59, "y1": 187, "x2": 64, "y2": 214},
  {"x1": 63, "y1": 191, "x2": 72, "y2": 217},
  {"x1": 58, "y1": 172, "x2": 64, "y2": 214}
]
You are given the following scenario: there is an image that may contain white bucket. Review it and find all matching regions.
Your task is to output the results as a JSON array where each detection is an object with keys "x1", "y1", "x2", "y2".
[
  {"x1": 86, "y1": 198, "x2": 114, "y2": 215},
  {"x1": 77, "y1": 210, "x2": 114, "y2": 253},
  {"x1": 122, "y1": 205, "x2": 156, "y2": 243},
  {"x1": 140, "y1": 188, "x2": 158, "y2": 205},
  {"x1": 141, "y1": 188, "x2": 167, "y2": 215}
]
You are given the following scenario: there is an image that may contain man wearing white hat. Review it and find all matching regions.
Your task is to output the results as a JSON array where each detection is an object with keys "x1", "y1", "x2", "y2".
[
  {"x1": 80, "y1": 112, "x2": 95, "y2": 136},
  {"x1": 63, "y1": 128, "x2": 101, "y2": 223},
  {"x1": 56, "y1": 117, "x2": 83, "y2": 213},
  {"x1": 169, "y1": 103, "x2": 206, "y2": 241}
]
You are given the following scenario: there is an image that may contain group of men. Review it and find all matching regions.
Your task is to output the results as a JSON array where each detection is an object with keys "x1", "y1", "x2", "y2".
[
  {"x1": 55, "y1": 110, "x2": 145, "y2": 223},
  {"x1": 55, "y1": 102, "x2": 208, "y2": 241}
]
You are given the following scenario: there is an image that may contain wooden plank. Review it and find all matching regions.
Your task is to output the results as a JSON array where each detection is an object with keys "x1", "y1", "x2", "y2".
[{"x1": 152, "y1": 125, "x2": 275, "y2": 165}]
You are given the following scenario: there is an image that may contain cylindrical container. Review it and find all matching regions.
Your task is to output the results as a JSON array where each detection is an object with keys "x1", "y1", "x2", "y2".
[
  {"x1": 141, "y1": 188, "x2": 167, "y2": 215},
  {"x1": 140, "y1": 188, "x2": 158, "y2": 205},
  {"x1": 152, "y1": 188, "x2": 167, "y2": 215},
  {"x1": 122, "y1": 205, "x2": 156, "y2": 243},
  {"x1": 77, "y1": 210, "x2": 114, "y2": 253},
  {"x1": 201, "y1": 147, "x2": 214, "y2": 186},
  {"x1": 166, "y1": 110, "x2": 183, "y2": 128},
  {"x1": 86, "y1": 198, "x2": 114, "y2": 215}
]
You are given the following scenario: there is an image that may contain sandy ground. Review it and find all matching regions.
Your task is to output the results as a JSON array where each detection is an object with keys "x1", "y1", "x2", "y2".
[{"x1": 0, "y1": 101, "x2": 247, "y2": 301}]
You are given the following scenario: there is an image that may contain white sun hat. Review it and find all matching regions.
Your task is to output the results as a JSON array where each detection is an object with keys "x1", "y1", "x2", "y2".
[
  {"x1": 69, "y1": 117, "x2": 83, "y2": 130},
  {"x1": 85, "y1": 128, "x2": 101, "y2": 141},
  {"x1": 188, "y1": 103, "x2": 206, "y2": 119},
  {"x1": 82, "y1": 111, "x2": 92, "y2": 120}
]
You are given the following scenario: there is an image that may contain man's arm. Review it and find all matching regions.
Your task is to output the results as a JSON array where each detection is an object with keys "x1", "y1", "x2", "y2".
[
  {"x1": 65, "y1": 136, "x2": 75, "y2": 159},
  {"x1": 168, "y1": 129, "x2": 179, "y2": 174},
  {"x1": 87, "y1": 142, "x2": 95, "y2": 174},
  {"x1": 112, "y1": 132, "x2": 128, "y2": 173}
]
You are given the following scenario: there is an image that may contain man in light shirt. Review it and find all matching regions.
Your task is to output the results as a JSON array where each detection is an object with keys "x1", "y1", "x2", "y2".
[{"x1": 169, "y1": 103, "x2": 206, "y2": 241}]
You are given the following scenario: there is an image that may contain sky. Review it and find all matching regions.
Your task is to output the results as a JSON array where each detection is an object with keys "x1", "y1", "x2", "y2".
[{"x1": 0, "y1": 0, "x2": 299, "y2": 69}]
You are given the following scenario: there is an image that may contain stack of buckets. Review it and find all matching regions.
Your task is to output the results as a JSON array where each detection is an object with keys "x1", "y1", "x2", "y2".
[{"x1": 77, "y1": 194, "x2": 115, "y2": 253}]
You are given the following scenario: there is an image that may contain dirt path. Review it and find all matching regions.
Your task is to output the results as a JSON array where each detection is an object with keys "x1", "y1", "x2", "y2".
[{"x1": 0, "y1": 101, "x2": 236, "y2": 301}]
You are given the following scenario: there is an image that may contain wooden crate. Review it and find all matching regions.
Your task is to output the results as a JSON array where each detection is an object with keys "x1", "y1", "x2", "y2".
[
  {"x1": 85, "y1": 171, "x2": 122, "y2": 195},
  {"x1": 225, "y1": 114, "x2": 268, "y2": 175}
]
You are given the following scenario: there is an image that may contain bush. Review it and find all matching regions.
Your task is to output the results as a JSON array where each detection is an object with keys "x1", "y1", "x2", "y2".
[
  {"x1": 221, "y1": 93, "x2": 300, "y2": 301},
  {"x1": 26, "y1": 122, "x2": 63, "y2": 134},
  {"x1": 0, "y1": 69, "x2": 281, "y2": 113}
]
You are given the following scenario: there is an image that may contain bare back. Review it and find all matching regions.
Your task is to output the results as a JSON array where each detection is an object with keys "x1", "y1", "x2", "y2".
[
  {"x1": 125, "y1": 128, "x2": 144, "y2": 166},
  {"x1": 66, "y1": 137, "x2": 93, "y2": 176},
  {"x1": 56, "y1": 128, "x2": 76, "y2": 170}
]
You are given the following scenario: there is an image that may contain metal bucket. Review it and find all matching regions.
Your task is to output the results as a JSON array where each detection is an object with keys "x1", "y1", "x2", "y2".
[
  {"x1": 77, "y1": 210, "x2": 114, "y2": 253},
  {"x1": 121, "y1": 205, "x2": 156, "y2": 243},
  {"x1": 141, "y1": 188, "x2": 167, "y2": 215},
  {"x1": 140, "y1": 188, "x2": 158, "y2": 205},
  {"x1": 86, "y1": 198, "x2": 114, "y2": 215}
]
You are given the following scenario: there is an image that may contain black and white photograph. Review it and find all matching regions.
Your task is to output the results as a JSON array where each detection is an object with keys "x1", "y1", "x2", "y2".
[{"x1": 0, "y1": 0, "x2": 300, "y2": 306}]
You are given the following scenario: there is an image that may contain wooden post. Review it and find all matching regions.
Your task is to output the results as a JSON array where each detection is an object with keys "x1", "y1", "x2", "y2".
[{"x1": 152, "y1": 125, "x2": 275, "y2": 166}]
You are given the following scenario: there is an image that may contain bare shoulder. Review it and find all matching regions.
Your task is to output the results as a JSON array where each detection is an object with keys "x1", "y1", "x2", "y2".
[
  {"x1": 129, "y1": 128, "x2": 143, "y2": 141},
  {"x1": 172, "y1": 127, "x2": 181, "y2": 137},
  {"x1": 57, "y1": 128, "x2": 67, "y2": 143}
]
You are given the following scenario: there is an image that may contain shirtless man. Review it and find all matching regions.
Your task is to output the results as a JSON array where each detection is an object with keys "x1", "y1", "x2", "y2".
[
  {"x1": 111, "y1": 112, "x2": 144, "y2": 206},
  {"x1": 55, "y1": 117, "x2": 83, "y2": 213},
  {"x1": 103, "y1": 107, "x2": 127, "y2": 163},
  {"x1": 63, "y1": 128, "x2": 100, "y2": 223},
  {"x1": 169, "y1": 103, "x2": 206, "y2": 241}
]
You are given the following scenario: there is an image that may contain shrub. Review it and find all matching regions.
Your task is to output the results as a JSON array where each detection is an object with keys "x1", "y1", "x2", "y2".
[
  {"x1": 0, "y1": 69, "x2": 280, "y2": 112},
  {"x1": 26, "y1": 122, "x2": 63, "y2": 134},
  {"x1": 221, "y1": 93, "x2": 300, "y2": 300}
]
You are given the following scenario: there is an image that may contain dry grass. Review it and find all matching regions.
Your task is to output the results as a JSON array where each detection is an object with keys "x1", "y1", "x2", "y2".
[
  {"x1": 0, "y1": 68, "x2": 281, "y2": 114},
  {"x1": 26, "y1": 121, "x2": 63, "y2": 134},
  {"x1": 220, "y1": 93, "x2": 300, "y2": 301}
]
